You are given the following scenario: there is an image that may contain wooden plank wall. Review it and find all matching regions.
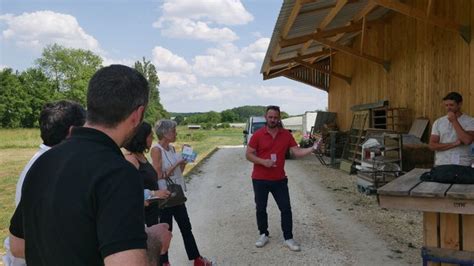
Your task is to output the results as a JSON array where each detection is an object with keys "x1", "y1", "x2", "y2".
[{"x1": 328, "y1": 0, "x2": 473, "y2": 131}]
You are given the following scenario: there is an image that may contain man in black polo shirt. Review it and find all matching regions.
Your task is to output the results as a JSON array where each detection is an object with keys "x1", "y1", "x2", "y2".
[{"x1": 9, "y1": 65, "x2": 171, "y2": 265}]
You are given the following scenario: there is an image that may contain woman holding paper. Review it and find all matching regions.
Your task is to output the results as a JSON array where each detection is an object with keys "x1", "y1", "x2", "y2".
[
  {"x1": 123, "y1": 122, "x2": 170, "y2": 227},
  {"x1": 151, "y1": 119, "x2": 212, "y2": 266}
]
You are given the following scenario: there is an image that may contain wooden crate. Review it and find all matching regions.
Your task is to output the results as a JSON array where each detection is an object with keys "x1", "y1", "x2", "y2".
[{"x1": 423, "y1": 213, "x2": 474, "y2": 266}]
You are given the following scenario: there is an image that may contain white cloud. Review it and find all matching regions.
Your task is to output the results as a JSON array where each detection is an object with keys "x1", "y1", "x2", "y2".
[
  {"x1": 151, "y1": 46, "x2": 192, "y2": 72},
  {"x1": 101, "y1": 56, "x2": 134, "y2": 68},
  {"x1": 160, "y1": 82, "x2": 328, "y2": 114},
  {"x1": 192, "y1": 38, "x2": 269, "y2": 77},
  {"x1": 158, "y1": 70, "x2": 197, "y2": 88},
  {"x1": 153, "y1": 0, "x2": 253, "y2": 42},
  {"x1": 0, "y1": 11, "x2": 100, "y2": 52},
  {"x1": 160, "y1": 0, "x2": 253, "y2": 25},
  {"x1": 154, "y1": 18, "x2": 238, "y2": 42},
  {"x1": 0, "y1": 65, "x2": 8, "y2": 70}
]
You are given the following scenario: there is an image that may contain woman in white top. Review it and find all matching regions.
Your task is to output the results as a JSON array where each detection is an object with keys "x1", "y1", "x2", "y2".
[{"x1": 151, "y1": 119, "x2": 212, "y2": 266}]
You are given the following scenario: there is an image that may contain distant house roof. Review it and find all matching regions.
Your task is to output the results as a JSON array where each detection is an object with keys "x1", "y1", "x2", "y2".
[{"x1": 187, "y1": 125, "x2": 201, "y2": 129}]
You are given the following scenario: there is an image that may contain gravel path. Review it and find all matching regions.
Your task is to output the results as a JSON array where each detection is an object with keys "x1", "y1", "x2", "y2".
[{"x1": 166, "y1": 147, "x2": 422, "y2": 265}]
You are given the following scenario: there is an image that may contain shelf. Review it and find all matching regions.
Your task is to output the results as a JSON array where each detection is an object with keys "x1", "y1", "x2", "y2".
[{"x1": 354, "y1": 158, "x2": 401, "y2": 164}]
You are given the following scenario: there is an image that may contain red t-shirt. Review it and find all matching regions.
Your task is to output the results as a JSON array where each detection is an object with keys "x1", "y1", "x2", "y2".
[{"x1": 248, "y1": 127, "x2": 298, "y2": 181}]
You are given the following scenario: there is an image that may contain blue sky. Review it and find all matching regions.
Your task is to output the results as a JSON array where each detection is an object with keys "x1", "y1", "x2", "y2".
[{"x1": 0, "y1": 0, "x2": 328, "y2": 115}]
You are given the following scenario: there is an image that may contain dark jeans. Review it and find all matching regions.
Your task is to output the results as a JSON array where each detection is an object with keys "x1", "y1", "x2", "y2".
[
  {"x1": 252, "y1": 178, "x2": 293, "y2": 240},
  {"x1": 159, "y1": 204, "x2": 200, "y2": 263}
]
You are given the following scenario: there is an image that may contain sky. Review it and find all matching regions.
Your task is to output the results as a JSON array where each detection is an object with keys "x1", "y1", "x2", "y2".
[{"x1": 0, "y1": 0, "x2": 328, "y2": 115}]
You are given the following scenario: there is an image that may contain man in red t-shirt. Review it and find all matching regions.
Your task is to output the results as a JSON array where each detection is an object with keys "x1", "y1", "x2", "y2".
[{"x1": 246, "y1": 105, "x2": 318, "y2": 252}]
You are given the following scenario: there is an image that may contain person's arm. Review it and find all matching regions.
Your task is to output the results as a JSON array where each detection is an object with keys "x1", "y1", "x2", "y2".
[
  {"x1": 165, "y1": 159, "x2": 186, "y2": 177},
  {"x1": 448, "y1": 112, "x2": 474, "y2": 145},
  {"x1": 9, "y1": 234, "x2": 25, "y2": 258},
  {"x1": 104, "y1": 223, "x2": 172, "y2": 266},
  {"x1": 245, "y1": 145, "x2": 274, "y2": 168},
  {"x1": 9, "y1": 199, "x2": 25, "y2": 258},
  {"x1": 429, "y1": 134, "x2": 461, "y2": 151},
  {"x1": 96, "y1": 166, "x2": 149, "y2": 264},
  {"x1": 151, "y1": 147, "x2": 165, "y2": 179},
  {"x1": 289, "y1": 145, "x2": 316, "y2": 158},
  {"x1": 104, "y1": 249, "x2": 148, "y2": 266}
]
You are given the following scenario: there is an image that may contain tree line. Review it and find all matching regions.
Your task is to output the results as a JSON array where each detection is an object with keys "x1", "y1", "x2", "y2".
[
  {"x1": 1, "y1": 44, "x2": 289, "y2": 128},
  {"x1": 173, "y1": 106, "x2": 289, "y2": 126},
  {"x1": 0, "y1": 44, "x2": 167, "y2": 128}
]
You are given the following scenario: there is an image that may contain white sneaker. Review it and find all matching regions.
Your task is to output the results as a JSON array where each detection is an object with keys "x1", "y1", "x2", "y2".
[
  {"x1": 284, "y1": 239, "x2": 301, "y2": 251},
  {"x1": 255, "y1": 234, "x2": 269, "y2": 247}
]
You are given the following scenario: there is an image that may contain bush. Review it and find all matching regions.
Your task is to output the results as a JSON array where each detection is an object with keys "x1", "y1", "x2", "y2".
[
  {"x1": 178, "y1": 132, "x2": 206, "y2": 142},
  {"x1": 202, "y1": 122, "x2": 214, "y2": 130}
]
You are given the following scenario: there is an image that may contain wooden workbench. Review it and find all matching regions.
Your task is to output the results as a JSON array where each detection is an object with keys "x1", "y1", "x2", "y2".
[{"x1": 378, "y1": 168, "x2": 474, "y2": 264}]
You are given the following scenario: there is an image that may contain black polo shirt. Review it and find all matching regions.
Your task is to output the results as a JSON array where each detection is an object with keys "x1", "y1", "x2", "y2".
[{"x1": 10, "y1": 127, "x2": 147, "y2": 265}]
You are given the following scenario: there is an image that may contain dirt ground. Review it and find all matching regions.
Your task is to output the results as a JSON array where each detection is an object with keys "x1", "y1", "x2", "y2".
[{"x1": 166, "y1": 147, "x2": 422, "y2": 265}]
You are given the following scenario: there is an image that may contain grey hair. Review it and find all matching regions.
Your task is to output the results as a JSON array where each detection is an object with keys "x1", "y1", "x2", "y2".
[{"x1": 155, "y1": 119, "x2": 177, "y2": 140}]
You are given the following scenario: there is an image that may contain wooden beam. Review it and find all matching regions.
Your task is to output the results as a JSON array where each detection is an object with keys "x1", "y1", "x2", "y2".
[
  {"x1": 360, "y1": 16, "x2": 366, "y2": 54},
  {"x1": 265, "y1": 0, "x2": 305, "y2": 75},
  {"x1": 280, "y1": 23, "x2": 367, "y2": 48},
  {"x1": 299, "y1": 3, "x2": 339, "y2": 16},
  {"x1": 330, "y1": 0, "x2": 377, "y2": 43},
  {"x1": 353, "y1": 0, "x2": 377, "y2": 22},
  {"x1": 373, "y1": 0, "x2": 471, "y2": 43},
  {"x1": 320, "y1": 0, "x2": 349, "y2": 29},
  {"x1": 426, "y1": 0, "x2": 433, "y2": 17},
  {"x1": 265, "y1": 64, "x2": 297, "y2": 79},
  {"x1": 295, "y1": 59, "x2": 352, "y2": 85},
  {"x1": 315, "y1": 37, "x2": 391, "y2": 71},
  {"x1": 270, "y1": 50, "x2": 332, "y2": 66},
  {"x1": 300, "y1": 0, "x2": 349, "y2": 54}
]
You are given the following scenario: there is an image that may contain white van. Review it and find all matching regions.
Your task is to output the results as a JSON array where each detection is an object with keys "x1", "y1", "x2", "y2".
[{"x1": 243, "y1": 116, "x2": 266, "y2": 145}]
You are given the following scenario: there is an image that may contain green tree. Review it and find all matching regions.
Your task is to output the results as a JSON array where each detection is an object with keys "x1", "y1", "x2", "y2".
[
  {"x1": 206, "y1": 111, "x2": 221, "y2": 124},
  {"x1": 174, "y1": 115, "x2": 185, "y2": 125},
  {"x1": 134, "y1": 57, "x2": 168, "y2": 124},
  {"x1": 0, "y1": 69, "x2": 30, "y2": 127},
  {"x1": 36, "y1": 44, "x2": 102, "y2": 105},
  {"x1": 221, "y1": 110, "x2": 238, "y2": 122},
  {"x1": 18, "y1": 68, "x2": 57, "y2": 127}
]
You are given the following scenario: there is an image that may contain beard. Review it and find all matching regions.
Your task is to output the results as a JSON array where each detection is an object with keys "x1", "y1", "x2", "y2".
[
  {"x1": 121, "y1": 122, "x2": 142, "y2": 148},
  {"x1": 267, "y1": 121, "x2": 278, "y2": 128}
]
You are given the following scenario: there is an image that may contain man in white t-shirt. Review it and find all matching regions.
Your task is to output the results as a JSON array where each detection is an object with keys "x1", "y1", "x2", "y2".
[
  {"x1": 429, "y1": 92, "x2": 474, "y2": 166},
  {"x1": 3, "y1": 100, "x2": 85, "y2": 266}
]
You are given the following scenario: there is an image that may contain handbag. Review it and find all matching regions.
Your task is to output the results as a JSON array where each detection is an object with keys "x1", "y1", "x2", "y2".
[
  {"x1": 420, "y1": 164, "x2": 474, "y2": 184},
  {"x1": 158, "y1": 178, "x2": 187, "y2": 208}
]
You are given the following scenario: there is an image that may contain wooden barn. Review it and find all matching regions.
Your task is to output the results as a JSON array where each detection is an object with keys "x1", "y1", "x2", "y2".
[
  {"x1": 262, "y1": 1, "x2": 474, "y2": 263},
  {"x1": 261, "y1": 0, "x2": 473, "y2": 131}
]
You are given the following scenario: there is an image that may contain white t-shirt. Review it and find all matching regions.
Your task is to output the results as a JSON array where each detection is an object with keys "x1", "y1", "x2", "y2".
[
  {"x1": 431, "y1": 114, "x2": 474, "y2": 166},
  {"x1": 3, "y1": 144, "x2": 50, "y2": 266}
]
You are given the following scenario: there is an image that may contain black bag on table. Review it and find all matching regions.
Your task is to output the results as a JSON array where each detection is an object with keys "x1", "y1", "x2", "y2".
[{"x1": 420, "y1": 164, "x2": 474, "y2": 184}]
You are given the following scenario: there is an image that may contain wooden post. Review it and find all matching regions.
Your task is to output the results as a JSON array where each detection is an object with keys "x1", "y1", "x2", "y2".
[
  {"x1": 424, "y1": 212, "x2": 440, "y2": 266},
  {"x1": 440, "y1": 213, "x2": 460, "y2": 266},
  {"x1": 463, "y1": 215, "x2": 474, "y2": 251}
]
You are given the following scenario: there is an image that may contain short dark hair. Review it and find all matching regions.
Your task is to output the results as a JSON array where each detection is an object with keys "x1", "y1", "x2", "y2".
[
  {"x1": 87, "y1": 65, "x2": 149, "y2": 127},
  {"x1": 266, "y1": 105, "x2": 281, "y2": 114},
  {"x1": 123, "y1": 122, "x2": 152, "y2": 153},
  {"x1": 443, "y1": 92, "x2": 463, "y2": 104},
  {"x1": 39, "y1": 100, "x2": 86, "y2": 146}
]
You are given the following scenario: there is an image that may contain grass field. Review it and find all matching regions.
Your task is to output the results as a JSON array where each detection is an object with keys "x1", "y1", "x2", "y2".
[{"x1": 0, "y1": 126, "x2": 302, "y2": 257}]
